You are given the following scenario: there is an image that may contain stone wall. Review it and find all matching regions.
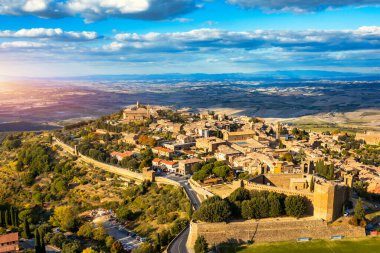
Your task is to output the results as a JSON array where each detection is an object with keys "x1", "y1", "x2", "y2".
[
  {"x1": 188, "y1": 218, "x2": 365, "y2": 246},
  {"x1": 250, "y1": 174, "x2": 305, "y2": 189},
  {"x1": 355, "y1": 132, "x2": 380, "y2": 145},
  {"x1": 54, "y1": 138, "x2": 169, "y2": 184},
  {"x1": 189, "y1": 178, "x2": 215, "y2": 199}
]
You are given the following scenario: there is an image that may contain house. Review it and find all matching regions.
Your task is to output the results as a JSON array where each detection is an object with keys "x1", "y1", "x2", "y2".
[
  {"x1": 152, "y1": 147, "x2": 175, "y2": 158},
  {"x1": 122, "y1": 132, "x2": 139, "y2": 145},
  {"x1": 176, "y1": 134, "x2": 195, "y2": 144},
  {"x1": 110, "y1": 151, "x2": 135, "y2": 161},
  {"x1": 196, "y1": 137, "x2": 226, "y2": 153},
  {"x1": 0, "y1": 233, "x2": 19, "y2": 253},
  {"x1": 152, "y1": 158, "x2": 178, "y2": 173},
  {"x1": 214, "y1": 145, "x2": 241, "y2": 162},
  {"x1": 178, "y1": 158, "x2": 203, "y2": 175}
]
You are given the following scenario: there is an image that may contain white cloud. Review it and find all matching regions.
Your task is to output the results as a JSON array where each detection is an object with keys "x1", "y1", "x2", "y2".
[
  {"x1": 112, "y1": 27, "x2": 380, "y2": 52},
  {"x1": 0, "y1": 0, "x2": 197, "y2": 22},
  {"x1": 227, "y1": 0, "x2": 380, "y2": 12},
  {"x1": 0, "y1": 28, "x2": 100, "y2": 41},
  {"x1": 22, "y1": 0, "x2": 49, "y2": 12},
  {"x1": 0, "y1": 41, "x2": 45, "y2": 48}
]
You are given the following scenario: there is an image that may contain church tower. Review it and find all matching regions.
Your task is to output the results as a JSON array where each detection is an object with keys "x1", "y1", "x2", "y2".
[{"x1": 276, "y1": 122, "x2": 282, "y2": 141}]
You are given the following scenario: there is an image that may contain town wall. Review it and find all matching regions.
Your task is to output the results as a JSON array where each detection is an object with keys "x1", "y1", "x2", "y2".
[
  {"x1": 189, "y1": 178, "x2": 215, "y2": 200},
  {"x1": 187, "y1": 218, "x2": 365, "y2": 246},
  {"x1": 54, "y1": 138, "x2": 170, "y2": 184}
]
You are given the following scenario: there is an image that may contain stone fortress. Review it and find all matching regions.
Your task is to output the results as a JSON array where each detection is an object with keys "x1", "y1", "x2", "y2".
[
  {"x1": 188, "y1": 172, "x2": 360, "y2": 247},
  {"x1": 235, "y1": 171, "x2": 353, "y2": 222}
]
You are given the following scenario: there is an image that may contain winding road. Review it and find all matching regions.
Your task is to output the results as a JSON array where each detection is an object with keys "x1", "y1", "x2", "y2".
[{"x1": 164, "y1": 174, "x2": 201, "y2": 253}]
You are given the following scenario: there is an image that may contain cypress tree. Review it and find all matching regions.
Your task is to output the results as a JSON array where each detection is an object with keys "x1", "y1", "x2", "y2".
[
  {"x1": 0, "y1": 210, "x2": 3, "y2": 227},
  {"x1": 23, "y1": 219, "x2": 31, "y2": 239},
  {"x1": 15, "y1": 210, "x2": 19, "y2": 227},
  {"x1": 5, "y1": 209, "x2": 9, "y2": 227},
  {"x1": 35, "y1": 229, "x2": 41, "y2": 253},
  {"x1": 10, "y1": 207, "x2": 14, "y2": 226},
  {"x1": 310, "y1": 176, "x2": 315, "y2": 192},
  {"x1": 354, "y1": 198, "x2": 366, "y2": 220},
  {"x1": 40, "y1": 229, "x2": 46, "y2": 253}
]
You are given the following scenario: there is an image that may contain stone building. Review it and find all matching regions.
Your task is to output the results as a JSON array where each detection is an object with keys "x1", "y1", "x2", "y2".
[
  {"x1": 196, "y1": 137, "x2": 226, "y2": 153},
  {"x1": 122, "y1": 101, "x2": 151, "y2": 123},
  {"x1": 223, "y1": 130, "x2": 256, "y2": 142},
  {"x1": 178, "y1": 158, "x2": 203, "y2": 175}
]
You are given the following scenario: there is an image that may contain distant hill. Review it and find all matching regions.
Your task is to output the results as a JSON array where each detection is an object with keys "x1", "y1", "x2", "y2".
[
  {"x1": 0, "y1": 121, "x2": 61, "y2": 132},
  {"x1": 56, "y1": 70, "x2": 380, "y2": 81}
]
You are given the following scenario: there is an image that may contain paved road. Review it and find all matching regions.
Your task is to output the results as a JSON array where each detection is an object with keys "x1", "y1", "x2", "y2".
[{"x1": 161, "y1": 174, "x2": 201, "y2": 253}]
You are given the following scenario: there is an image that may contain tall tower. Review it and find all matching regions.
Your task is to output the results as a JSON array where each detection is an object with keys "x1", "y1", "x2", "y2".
[
  {"x1": 136, "y1": 101, "x2": 140, "y2": 108},
  {"x1": 276, "y1": 122, "x2": 282, "y2": 141}
]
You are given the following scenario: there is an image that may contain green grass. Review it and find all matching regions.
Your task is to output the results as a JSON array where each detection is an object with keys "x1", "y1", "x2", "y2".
[{"x1": 219, "y1": 237, "x2": 380, "y2": 253}]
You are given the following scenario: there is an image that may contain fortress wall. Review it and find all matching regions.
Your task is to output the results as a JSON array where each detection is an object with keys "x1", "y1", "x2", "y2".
[
  {"x1": 263, "y1": 173, "x2": 304, "y2": 189},
  {"x1": 189, "y1": 178, "x2": 215, "y2": 200},
  {"x1": 355, "y1": 133, "x2": 380, "y2": 145},
  {"x1": 54, "y1": 139, "x2": 148, "y2": 183},
  {"x1": 243, "y1": 181, "x2": 314, "y2": 199},
  {"x1": 188, "y1": 219, "x2": 365, "y2": 246}
]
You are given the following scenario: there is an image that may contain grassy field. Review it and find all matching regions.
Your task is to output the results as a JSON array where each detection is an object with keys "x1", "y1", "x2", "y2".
[{"x1": 219, "y1": 237, "x2": 380, "y2": 253}]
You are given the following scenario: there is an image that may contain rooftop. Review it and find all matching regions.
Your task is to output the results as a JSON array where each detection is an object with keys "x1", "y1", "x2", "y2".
[
  {"x1": 0, "y1": 233, "x2": 18, "y2": 244},
  {"x1": 153, "y1": 147, "x2": 174, "y2": 153}
]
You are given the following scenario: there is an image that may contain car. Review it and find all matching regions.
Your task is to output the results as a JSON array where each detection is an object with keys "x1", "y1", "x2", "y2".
[{"x1": 140, "y1": 237, "x2": 147, "y2": 242}]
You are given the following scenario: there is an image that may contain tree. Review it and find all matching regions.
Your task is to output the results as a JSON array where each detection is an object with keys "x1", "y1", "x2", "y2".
[
  {"x1": 34, "y1": 229, "x2": 42, "y2": 253},
  {"x1": 280, "y1": 152, "x2": 293, "y2": 162},
  {"x1": 241, "y1": 200, "x2": 255, "y2": 219},
  {"x1": 77, "y1": 223, "x2": 94, "y2": 238},
  {"x1": 22, "y1": 219, "x2": 32, "y2": 239},
  {"x1": 93, "y1": 226, "x2": 107, "y2": 242},
  {"x1": 105, "y1": 236, "x2": 115, "y2": 249},
  {"x1": 309, "y1": 176, "x2": 315, "y2": 192},
  {"x1": 354, "y1": 198, "x2": 366, "y2": 220},
  {"x1": 116, "y1": 206, "x2": 133, "y2": 222},
  {"x1": 110, "y1": 241, "x2": 125, "y2": 253},
  {"x1": 285, "y1": 196, "x2": 307, "y2": 218},
  {"x1": 49, "y1": 206, "x2": 78, "y2": 231},
  {"x1": 268, "y1": 195, "x2": 282, "y2": 217},
  {"x1": 194, "y1": 235, "x2": 208, "y2": 253},
  {"x1": 82, "y1": 248, "x2": 98, "y2": 253},
  {"x1": 228, "y1": 188, "x2": 251, "y2": 203},
  {"x1": 62, "y1": 241, "x2": 81, "y2": 253},
  {"x1": 40, "y1": 228, "x2": 46, "y2": 253},
  {"x1": 193, "y1": 200, "x2": 231, "y2": 222},
  {"x1": 212, "y1": 165, "x2": 230, "y2": 178},
  {"x1": 155, "y1": 233, "x2": 161, "y2": 252}
]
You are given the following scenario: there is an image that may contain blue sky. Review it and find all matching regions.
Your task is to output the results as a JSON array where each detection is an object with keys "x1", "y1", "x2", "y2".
[{"x1": 0, "y1": 0, "x2": 379, "y2": 77}]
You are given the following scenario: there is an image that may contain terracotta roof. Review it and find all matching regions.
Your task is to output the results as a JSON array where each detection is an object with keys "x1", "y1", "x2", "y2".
[
  {"x1": 152, "y1": 158, "x2": 177, "y2": 166},
  {"x1": 0, "y1": 233, "x2": 18, "y2": 244},
  {"x1": 161, "y1": 160, "x2": 178, "y2": 166},
  {"x1": 153, "y1": 147, "x2": 174, "y2": 153},
  {"x1": 111, "y1": 151, "x2": 134, "y2": 158}
]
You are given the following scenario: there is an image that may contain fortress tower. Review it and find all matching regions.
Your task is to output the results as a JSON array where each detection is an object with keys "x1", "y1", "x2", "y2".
[{"x1": 313, "y1": 181, "x2": 348, "y2": 221}]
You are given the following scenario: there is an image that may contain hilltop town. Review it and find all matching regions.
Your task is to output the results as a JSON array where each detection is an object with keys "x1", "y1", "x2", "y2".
[{"x1": 1, "y1": 101, "x2": 380, "y2": 253}]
